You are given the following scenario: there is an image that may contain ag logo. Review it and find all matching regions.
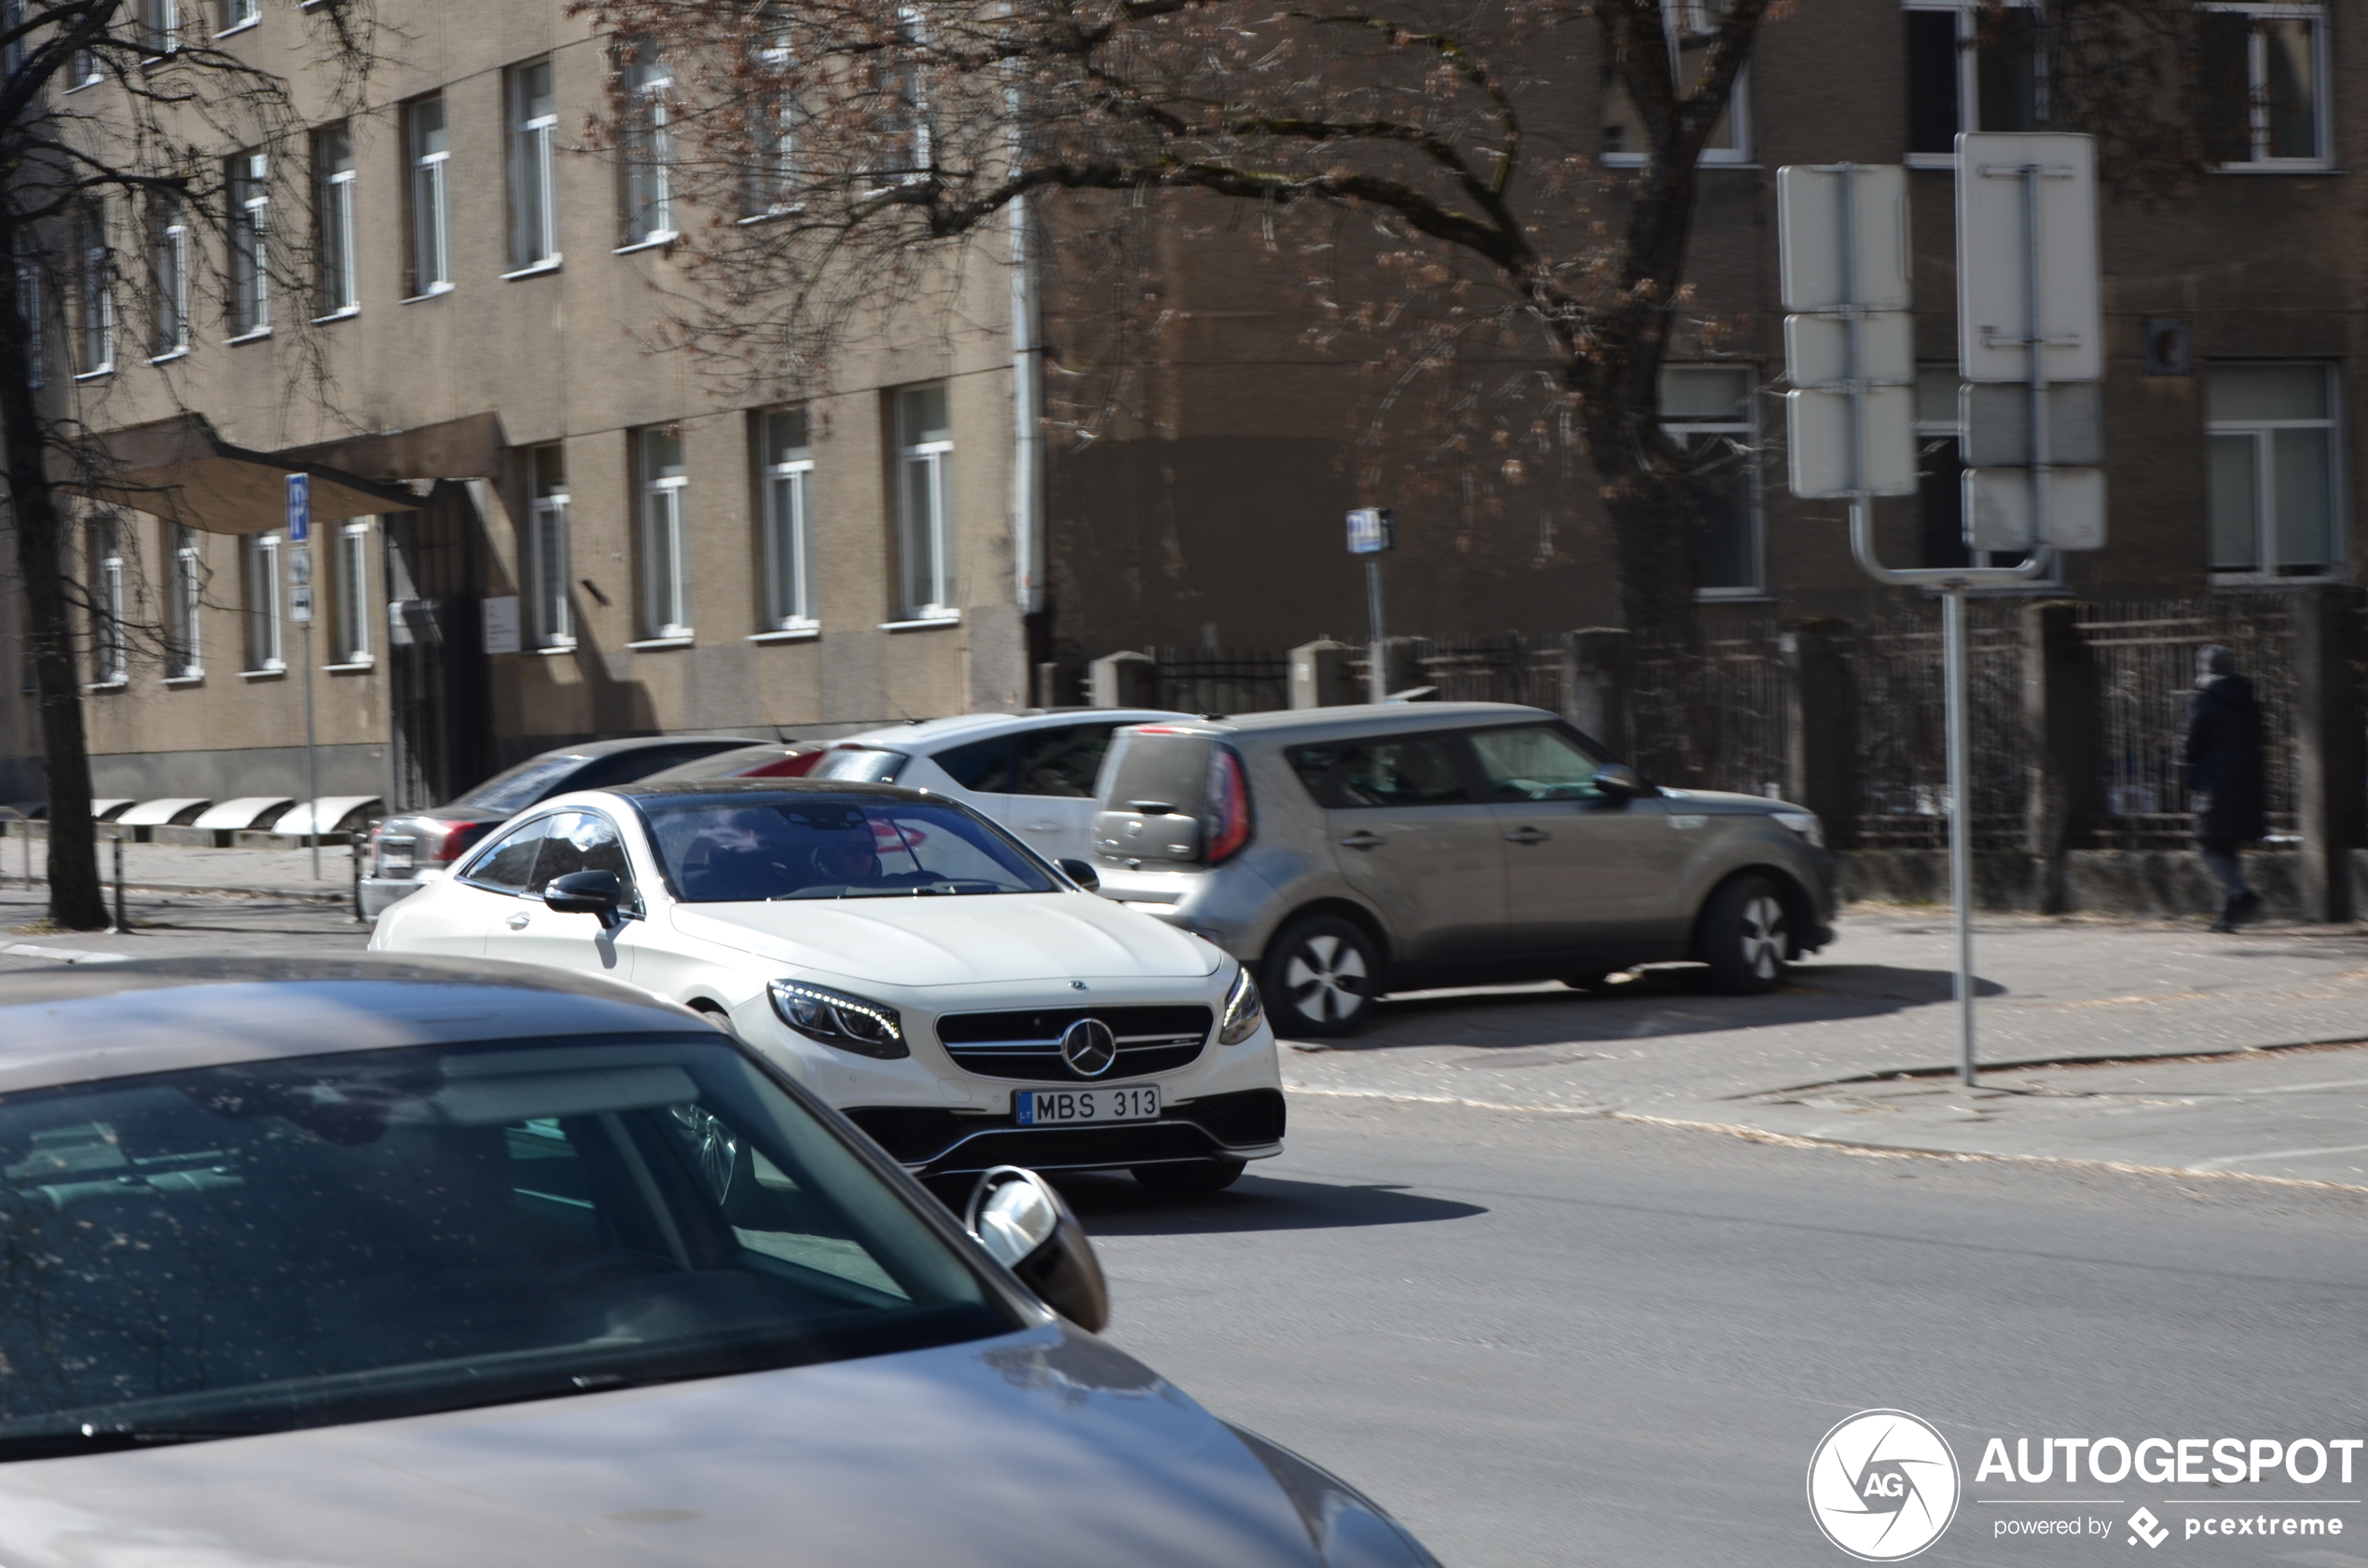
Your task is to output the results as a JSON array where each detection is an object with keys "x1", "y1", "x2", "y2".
[{"x1": 1808, "y1": 1410, "x2": 1961, "y2": 1561}]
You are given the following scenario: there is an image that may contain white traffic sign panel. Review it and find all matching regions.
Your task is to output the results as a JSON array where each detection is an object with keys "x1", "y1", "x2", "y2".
[
  {"x1": 1961, "y1": 381, "x2": 2104, "y2": 468},
  {"x1": 1785, "y1": 387, "x2": 1920, "y2": 499},
  {"x1": 1778, "y1": 164, "x2": 1910, "y2": 313},
  {"x1": 1956, "y1": 132, "x2": 2100, "y2": 383},
  {"x1": 1965, "y1": 467, "x2": 2107, "y2": 552},
  {"x1": 1345, "y1": 507, "x2": 1394, "y2": 554},
  {"x1": 288, "y1": 583, "x2": 313, "y2": 624},
  {"x1": 1783, "y1": 312, "x2": 1914, "y2": 390},
  {"x1": 285, "y1": 472, "x2": 310, "y2": 543}
]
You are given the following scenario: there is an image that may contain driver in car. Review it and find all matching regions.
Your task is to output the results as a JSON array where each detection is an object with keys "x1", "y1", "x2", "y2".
[{"x1": 810, "y1": 822, "x2": 884, "y2": 888}]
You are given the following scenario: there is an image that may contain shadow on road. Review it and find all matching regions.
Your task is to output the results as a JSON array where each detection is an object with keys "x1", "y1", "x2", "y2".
[
  {"x1": 1056, "y1": 1171, "x2": 1487, "y2": 1236},
  {"x1": 1299, "y1": 962, "x2": 2010, "y2": 1054}
]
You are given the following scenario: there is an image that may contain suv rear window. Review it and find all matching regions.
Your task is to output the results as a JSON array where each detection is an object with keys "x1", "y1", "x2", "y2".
[{"x1": 1098, "y1": 730, "x2": 1212, "y2": 815}]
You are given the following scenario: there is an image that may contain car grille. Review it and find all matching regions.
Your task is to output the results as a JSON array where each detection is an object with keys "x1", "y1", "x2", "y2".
[{"x1": 934, "y1": 1005, "x2": 1213, "y2": 1081}]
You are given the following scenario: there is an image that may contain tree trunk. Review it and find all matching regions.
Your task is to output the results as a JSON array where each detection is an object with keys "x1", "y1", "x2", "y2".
[{"x1": 0, "y1": 219, "x2": 108, "y2": 930}]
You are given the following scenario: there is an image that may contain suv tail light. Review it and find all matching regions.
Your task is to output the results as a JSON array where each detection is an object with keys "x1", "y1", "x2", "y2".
[
  {"x1": 421, "y1": 820, "x2": 495, "y2": 862},
  {"x1": 1204, "y1": 749, "x2": 1251, "y2": 863},
  {"x1": 376, "y1": 818, "x2": 495, "y2": 877}
]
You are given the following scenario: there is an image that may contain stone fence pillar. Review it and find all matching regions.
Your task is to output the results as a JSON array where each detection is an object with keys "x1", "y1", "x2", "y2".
[
  {"x1": 1088, "y1": 650, "x2": 1158, "y2": 708},
  {"x1": 1562, "y1": 628, "x2": 1632, "y2": 757},
  {"x1": 1288, "y1": 640, "x2": 1356, "y2": 708},
  {"x1": 1782, "y1": 622, "x2": 1858, "y2": 847},
  {"x1": 2292, "y1": 585, "x2": 2364, "y2": 922}
]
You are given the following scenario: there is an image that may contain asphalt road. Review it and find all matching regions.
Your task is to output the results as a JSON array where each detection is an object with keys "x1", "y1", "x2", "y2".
[{"x1": 1073, "y1": 1097, "x2": 2368, "y2": 1568}]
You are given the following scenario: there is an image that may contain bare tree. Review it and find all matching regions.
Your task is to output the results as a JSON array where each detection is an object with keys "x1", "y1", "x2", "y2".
[{"x1": 0, "y1": 0, "x2": 373, "y2": 928}]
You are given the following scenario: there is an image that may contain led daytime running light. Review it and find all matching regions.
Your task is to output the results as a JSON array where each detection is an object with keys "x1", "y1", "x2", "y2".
[{"x1": 767, "y1": 979, "x2": 909, "y2": 1059}]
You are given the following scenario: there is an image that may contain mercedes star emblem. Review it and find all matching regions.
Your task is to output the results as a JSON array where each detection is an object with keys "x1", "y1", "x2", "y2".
[{"x1": 1059, "y1": 1017, "x2": 1119, "y2": 1078}]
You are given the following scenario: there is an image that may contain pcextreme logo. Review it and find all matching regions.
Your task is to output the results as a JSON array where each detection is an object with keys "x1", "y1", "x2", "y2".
[{"x1": 1810, "y1": 1410, "x2": 1964, "y2": 1561}]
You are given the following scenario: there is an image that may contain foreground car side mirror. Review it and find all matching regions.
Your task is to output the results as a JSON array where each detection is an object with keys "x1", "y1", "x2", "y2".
[
  {"x1": 1057, "y1": 858, "x2": 1100, "y2": 893},
  {"x1": 544, "y1": 870, "x2": 623, "y2": 926},
  {"x1": 965, "y1": 1166, "x2": 1110, "y2": 1333},
  {"x1": 1593, "y1": 763, "x2": 1654, "y2": 800}
]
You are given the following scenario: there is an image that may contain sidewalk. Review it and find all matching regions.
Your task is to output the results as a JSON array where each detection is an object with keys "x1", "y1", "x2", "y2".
[
  {"x1": 0, "y1": 840, "x2": 357, "y2": 903},
  {"x1": 1280, "y1": 906, "x2": 2368, "y2": 1190}
]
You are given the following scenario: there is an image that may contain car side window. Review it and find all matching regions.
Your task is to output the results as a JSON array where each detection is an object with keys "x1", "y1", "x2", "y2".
[
  {"x1": 932, "y1": 736, "x2": 1015, "y2": 792},
  {"x1": 1012, "y1": 723, "x2": 1117, "y2": 798},
  {"x1": 1287, "y1": 736, "x2": 1470, "y2": 809},
  {"x1": 528, "y1": 811, "x2": 640, "y2": 907},
  {"x1": 1467, "y1": 726, "x2": 1605, "y2": 801},
  {"x1": 460, "y1": 817, "x2": 553, "y2": 893}
]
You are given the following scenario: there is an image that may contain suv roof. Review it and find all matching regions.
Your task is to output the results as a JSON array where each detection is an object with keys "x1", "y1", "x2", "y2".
[
  {"x1": 1122, "y1": 702, "x2": 1556, "y2": 739},
  {"x1": 829, "y1": 709, "x2": 1190, "y2": 750}
]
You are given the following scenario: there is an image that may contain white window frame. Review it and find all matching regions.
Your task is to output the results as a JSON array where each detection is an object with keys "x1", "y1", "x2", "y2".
[
  {"x1": 407, "y1": 94, "x2": 451, "y2": 296},
  {"x1": 619, "y1": 46, "x2": 677, "y2": 249},
  {"x1": 1901, "y1": 0, "x2": 2044, "y2": 170},
  {"x1": 230, "y1": 150, "x2": 269, "y2": 337},
  {"x1": 75, "y1": 203, "x2": 112, "y2": 378},
  {"x1": 2204, "y1": 363, "x2": 2345, "y2": 583},
  {"x1": 217, "y1": 0, "x2": 257, "y2": 34},
  {"x1": 151, "y1": 201, "x2": 189, "y2": 359},
  {"x1": 638, "y1": 428, "x2": 692, "y2": 640},
  {"x1": 507, "y1": 59, "x2": 561, "y2": 273},
  {"x1": 745, "y1": 27, "x2": 798, "y2": 218},
  {"x1": 92, "y1": 523, "x2": 128, "y2": 686},
  {"x1": 530, "y1": 445, "x2": 573, "y2": 648},
  {"x1": 330, "y1": 519, "x2": 372, "y2": 665},
  {"x1": 761, "y1": 412, "x2": 816, "y2": 631},
  {"x1": 894, "y1": 387, "x2": 955, "y2": 620},
  {"x1": 67, "y1": 47, "x2": 99, "y2": 89},
  {"x1": 2203, "y1": 3, "x2": 2331, "y2": 172},
  {"x1": 1659, "y1": 366, "x2": 1763, "y2": 599},
  {"x1": 315, "y1": 124, "x2": 358, "y2": 319},
  {"x1": 164, "y1": 525, "x2": 202, "y2": 680},
  {"x1": 245, "y1": 530, "x2": 284, "y2": 672},
  {"x1": 140, "y1": 0, "x2": 180, "y2": 58},
  {"x1": 1601, "y1": 1, "x2": 1753, "y2": 169}
]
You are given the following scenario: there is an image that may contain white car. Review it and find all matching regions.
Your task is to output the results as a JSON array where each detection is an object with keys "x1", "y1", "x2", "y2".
[
  {"x1": 368, "y1": 778, "x2": 1282, "y2": 1193},
  {"x1": 807, "y1": 709, "x2": 1190, "y2": 868}
]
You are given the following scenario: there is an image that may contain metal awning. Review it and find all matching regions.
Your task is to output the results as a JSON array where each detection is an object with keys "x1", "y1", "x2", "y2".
[{"x1": 52, "y1": 411, "x2": 504, "y2": 534}]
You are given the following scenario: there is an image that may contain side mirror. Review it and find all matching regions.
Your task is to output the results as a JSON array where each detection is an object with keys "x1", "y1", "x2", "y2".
[
  {"x1": 1593, "y1": 763, "x2": 1654, "y2": 800},
  {"x1": 964, "y1": 1165, "x2": 1110, "y2": 1332},
  {"x1": 544, "y1": 869, "x2": 623, "y2": 925},
  {"x1": 1057, "y1": 858, "x2": 1101, "y2": 893}
]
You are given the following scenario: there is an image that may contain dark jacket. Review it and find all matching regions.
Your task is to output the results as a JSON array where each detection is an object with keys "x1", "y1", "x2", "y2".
[{"x1": 2184, "y1": 673, "x2": 2267, "y2": 843}]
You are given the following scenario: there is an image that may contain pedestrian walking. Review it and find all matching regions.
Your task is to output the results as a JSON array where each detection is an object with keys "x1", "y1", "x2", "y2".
[{"x1": 2184, "y1": 644, "x2": 2266, "y2": 932}]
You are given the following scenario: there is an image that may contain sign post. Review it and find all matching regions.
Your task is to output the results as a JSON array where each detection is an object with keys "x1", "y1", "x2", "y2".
[
  {"x1": 1779, "y1": 146, "x2": 2103, "y2": 1088},
  {"x1": 1346, "y1": 508, "x2": 1394, "y2": 704},
  {"x1": 286, "y1": 474, "x2": 320, "y2": 881}
]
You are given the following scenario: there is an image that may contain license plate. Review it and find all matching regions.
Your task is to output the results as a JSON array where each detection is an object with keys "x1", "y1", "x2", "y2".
[
  {"x1": 1014, "y1": 1086, "x2": 1160, "y2": 1126},
  {"x1": 379, "y1": 841, "x2": 415, "y2": 873}
]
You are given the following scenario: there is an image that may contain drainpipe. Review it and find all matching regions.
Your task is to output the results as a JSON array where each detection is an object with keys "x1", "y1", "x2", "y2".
[{"x1": 1010, "y1": 191, "x2": 1045, "y2": 626}]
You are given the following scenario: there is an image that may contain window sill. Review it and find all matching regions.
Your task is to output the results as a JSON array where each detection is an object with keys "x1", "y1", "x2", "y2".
[
  {"x1": 64, "y1": 77, "x2": 99, "y2": 93},
  {"x1": 1600, "y1": 154, "x2": 1756, "y2": 171},
  {"x1": 748, "y1": 626, "x2": 819, "y2": 642},
  {"x1": 161, "y1": 673, "x2": 204, "y2": 686},
  {"x1": 226, "y1": 328, "x2": 272, "y2": 345},
  {"x1": 73, "y1": 367, "x2": 114, "y2": 381},
  {"x1": 880, "y1": 614, "x2": 960, "y2": 632},
  {"x1": 501, "y1": 259, "x2": 562, "y2": 281},
  {"x1": 241, "y1": 667, "x2": 286, "y2": 681},
  {"x1": 737, "y1": 206, "x2": 805, "y2": 227},
  {"x1": 626, "y1": 635, "x2": 695, "y2": 651},
  {"x1": 530, "y1": 640, "x2": 577, "y2": 655},
  {"x1": 310, "y1": 307, "x2": 360, "y2": 324},
  {"x1": 214, "y1": 16, "x2": 258, "y2": 35},
  {"x1": 613, "y1": 233, "x2": 679, "y2": 255},
  {"x1": 401, "y1": 284, "x2": 455, "y2": 304},
  {"x1": 1906, "y1": 153, "x2": 1958, "y2": 171},
  {"x1": 2209, "y1": 572, "x2": 2337, "y2": 587},
  {"x1": 86, "y1": 680, "x2": 128, "y2": 693},
  {"x1": 1696, "y1": 590, "x2": 1771, "y2": 603},
  {"x1": 2210, "y1": 162, "x2": 2337, "y2": 176},
  {"x1": 147, "y1": 347, "x2": 188, "y2": 364},
  {"x1": 324, "y1": 660, "x2": 374, "y2": 673}
]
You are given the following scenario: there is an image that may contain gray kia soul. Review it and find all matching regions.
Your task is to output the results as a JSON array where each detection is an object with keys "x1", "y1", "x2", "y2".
[{"x1": 1088, "y1": 704, "x2": 1838, "y2": 1037}]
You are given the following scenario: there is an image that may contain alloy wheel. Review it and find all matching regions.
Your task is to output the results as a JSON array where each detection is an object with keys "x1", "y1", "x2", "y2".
[
  {"x1": 1284, "y1": 932, "x2": 1370, "y2": 1024},
  {"x1": 1739, "y1": 893, "x2": 1788, "y2": 981}
]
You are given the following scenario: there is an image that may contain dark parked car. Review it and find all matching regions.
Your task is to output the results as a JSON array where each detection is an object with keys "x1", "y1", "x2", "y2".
[
  {"x1": 359, "y1": 736, "x2": 754, "y2": 916},
  {"x1": 638, "y1": 740, "x2": 833, "y2": 782}
]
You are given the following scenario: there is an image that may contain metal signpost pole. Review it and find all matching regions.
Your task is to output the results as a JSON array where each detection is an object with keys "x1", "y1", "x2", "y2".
[
  {"x1": 1346, "y1": 508, "x2": 1394, "y2": 704},
  {"x1": 287, "y1": 475, "x2": 319, "y2": 881}
]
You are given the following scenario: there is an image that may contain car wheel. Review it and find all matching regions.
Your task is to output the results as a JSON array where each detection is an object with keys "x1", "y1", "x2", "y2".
[
  {"x1": 689, "y1": 1001, "x2": 743, "y2": 1042},
  {"x1": 1132, "y1": 1159, "x2": 1247, "y2": 1195},
  {"x1": 1262, "y1": 915, "x2": 1381, "y2": 1037},
  {"x1": 1700, "y1": 874, "x2": 1791, "y2": 995}
]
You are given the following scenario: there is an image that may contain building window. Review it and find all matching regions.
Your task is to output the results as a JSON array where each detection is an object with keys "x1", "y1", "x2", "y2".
[
  {"x1": 619, "y1": 43, "x2": 675, "y2": 246},
  {"x1": 91, "y1": 520, "x2": 128, "y2": 685},
  {"x1": 894, "y1": 384, "x2": 955, "y2": 618},
  {"x1": 313, "y1": 123, "x2": 356, "y2": 316},
  {"x1": 638, "y1": 426, "x2": 691, "y2": 638},
  {"x1": 1, "y1": 0, "x2": 21, "y2": 77},
  {"x1": 406, "y1": 94, "x2": 450, "y2": 296},
  {"x1": 69, "y1": 46, "x2": 99, "y2": 87},
  {"x1": 760, "y1": 408, "x2": 814, "y2": 629},
  {"x1": 1602, "y1": 1, "x2": 1751, "y2": 166},
  {"x1": 244, "y1": 530, "x2": 283, "y2": 671},
  {"x1": 14, "y1": 235, "x2": 41, "y2": 388},
  {"x1": 229, "y1": 149, "x2": 268, "y2": 335},
  {"x1": 2201, "y1": 5, "x2": 2327, "y2": 169},
  {"x1": 75, "y1": 201, "x2": 112, "y2": 377},
  {"x1": 747, "y1": 17, "x2": 796, "y2": 215},
  {"x1": 218, "y1": 0, "x2": 257, "y2": 32},
  {"x1": 139, "y1": 0, "x2": 180, "y2": 57},
  {"x1": 1904, "y1": 2, "x2": 2039, "y2": 164},
  {"x1": 329, "y1": 519, "x2": 372, "y2": 664},
  {"x1": 1914, "y1": 366, "x2": 1971, "y2": 569},
  {"x1": 1659, "y1": 366, "x2": 1760, "y2": 597},
  {"x1": 2205, "y1": 364, "x2": 2338, "y2": 579},
  {"x1": 507, "y1": 58, "x2": 560, "y2": 270},
  {"x1": 164, "y1": 525, "x2": 201, "y2": 679},
  {"x1": 149, "y1": 197, "x2": 188, "y2": 357},
  {"x1": 530, "y1": 444, "x2": 572, "y2": 648}
]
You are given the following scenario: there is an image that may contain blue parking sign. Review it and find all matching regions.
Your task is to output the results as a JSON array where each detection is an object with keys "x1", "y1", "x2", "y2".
[
  {"x1": 1345, "y1": 507, "x2": 1393, "y2": 554},
  {"x1": 285, "y1": 473, "x2": 310, "y2": 543}
]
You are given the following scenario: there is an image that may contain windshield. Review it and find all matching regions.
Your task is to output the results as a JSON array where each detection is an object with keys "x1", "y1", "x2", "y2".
[
  {"x1": 0, "y1": 1035, "x2": 1009, "y2": 1458},
  {"x1": 807, "y1": 748, "x2": 907, "y2": 784},
  {"x1": 455, "y1": 754, "x2": 584, "y2": 814},
  {"x1": 646, "y1": 799, "x2": 1056, "y2": 901}
]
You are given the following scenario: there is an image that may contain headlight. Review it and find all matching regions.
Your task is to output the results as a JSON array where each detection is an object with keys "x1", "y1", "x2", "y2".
[
  {"x1": 1218, "y1": 965, "x2": 1264, "y2": 1045},
  {"x1": 767, "y1": 980, "x2": 908, "y2": 1058},
  {"x1": 1771, "y1": 811, "x2": 1825, "y2": 849}
]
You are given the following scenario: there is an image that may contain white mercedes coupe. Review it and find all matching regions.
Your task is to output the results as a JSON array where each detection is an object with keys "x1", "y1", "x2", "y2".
[{"x1": 368, "y1": 778, "x2": 1282, "y2": 1192}]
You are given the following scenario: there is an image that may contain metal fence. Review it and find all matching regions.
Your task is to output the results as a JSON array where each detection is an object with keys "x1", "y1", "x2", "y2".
[
  {"x1": 1843, "y1": 604, "x2": 2030, "y2": 849},
  {"x1": 1150, "y1": 649, "x2": 1289, "y2": 715},
  {"x1": 1629, "y1": 625, "x2": 1791, "y2": 800}
]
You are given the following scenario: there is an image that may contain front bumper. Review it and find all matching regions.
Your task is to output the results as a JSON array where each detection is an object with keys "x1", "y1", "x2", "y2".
[{"x1": 844, "y1": 1088, "x2": 1287, "y2": 1176}]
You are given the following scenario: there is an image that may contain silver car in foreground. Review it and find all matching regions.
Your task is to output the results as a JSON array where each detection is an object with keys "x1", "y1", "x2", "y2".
[
  {"x1": 1090, "y1": 704, "x2": 1839, "y2": 1036},
  {"x1": 0, "y1": 957, "x2": 1436, "y2": 1567}
]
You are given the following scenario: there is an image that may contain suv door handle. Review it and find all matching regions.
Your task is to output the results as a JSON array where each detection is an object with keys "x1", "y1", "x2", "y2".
[
  {"x1": 506, "y1": 911, "x2": 532, "y2": 929},
  {"x1": 1337, "y1": 830, "x2": 1386, "y2": 850},
  {"x1": 1503, "y1": 826, "x2": 1550, "y2": 846}
]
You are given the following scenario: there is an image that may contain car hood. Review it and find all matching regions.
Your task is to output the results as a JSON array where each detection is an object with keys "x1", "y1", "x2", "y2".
[
  {"x1": 0, "y1": 1327, "x2": 1403, "y2": 1568},
  {"x1": 1657, "y1": 786, "x2": 1804, "y2": 815},
  {"x1": 670, "y1": 893, "x2": 1220, "y2": 984}
]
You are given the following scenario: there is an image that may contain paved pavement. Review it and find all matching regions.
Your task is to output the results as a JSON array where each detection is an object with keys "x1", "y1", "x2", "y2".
[
  {"x1": 1082, "y1": 1096, "x2": 2368, "y2": 1568},
  {"x1": 0, "y1": 883, "x2": 370, "y2": 972}
]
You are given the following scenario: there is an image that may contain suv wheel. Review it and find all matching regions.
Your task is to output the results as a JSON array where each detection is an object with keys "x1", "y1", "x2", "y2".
[
  {"x1": 1132, "y1": 1159, "x2": 1246, "y2": 1195},
  {"x1": 1263, "y1": 915, "x2": 1381, "y2": 1037},
  {"x1": 1700, "y1": 874, "x2": 1791, "y2": 995}
]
